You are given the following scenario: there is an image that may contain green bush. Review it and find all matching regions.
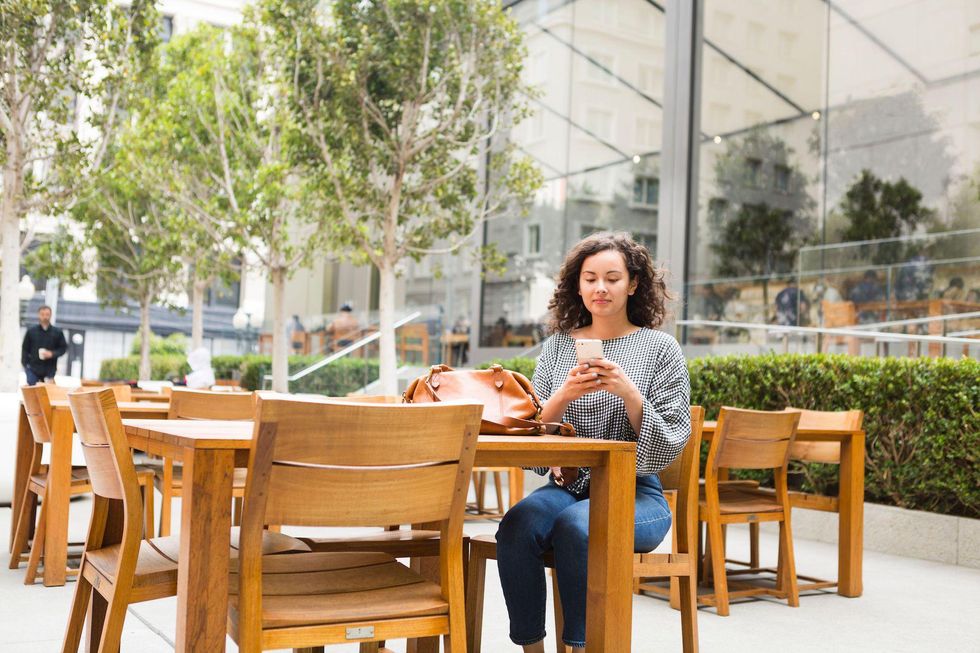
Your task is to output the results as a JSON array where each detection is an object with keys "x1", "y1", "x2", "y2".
[
  {"x1": 235, "y1": 355, "x2": 380, "y2": 395},
  {"x1": 484, "y1": 353, "x2": 980, "y2": 519},
  {"x1": 211, "y1": 355, "x2": 245, "y2": 380},
  {"x1": 129, "y1": 332, "x2": 187, "y2": 356},
  {"x1": 99, "y1": 355, "x2": 191, "y2": 382}
]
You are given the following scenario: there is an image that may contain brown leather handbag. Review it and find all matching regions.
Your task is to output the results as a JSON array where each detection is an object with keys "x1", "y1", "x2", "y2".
[{"x1": 403, "y1": 364, "x2": 575, "y2": 436}]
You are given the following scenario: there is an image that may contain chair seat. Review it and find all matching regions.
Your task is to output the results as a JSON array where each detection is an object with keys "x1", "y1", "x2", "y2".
[
  {"x1": 29, "y1": 466, "x2": 91, "y2": 492},
  {"x1": 699, "y1": 486, "x2": 783, "y2": 514},
  {"x1": 228, "y1": 551, "x2": 448, "y2": 629}
]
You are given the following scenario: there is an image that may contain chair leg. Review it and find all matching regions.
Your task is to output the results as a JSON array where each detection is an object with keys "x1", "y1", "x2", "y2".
[
  {"x1": 357, "y1": 645, "x2": 377, "y2": 653},
  {"x1": 159, "y1": 459, "x2": 174, "y2": 537},
  {"x1": 493, "y1": 472, "x2": 505, "y2": 515},
  {"x1": 24, "y1": 496, "x2": 47, "y2": 585},
  {"x1": 87, "y1": 590, "x2": 109, "y2": 653},
  {"x1": 778, "y1": 520, "x2": 800, "y2": 607},
  {"x1": 61, "y1": 563, "x2": 93, "y2": 653},
  {"x1": 233, "y1": 497, "x2": 244, "y2": 526},
  {"x1": 749, "y1": 522, "x2": 760, "y2": 569},
  {"x1": 141, "y1": 482, "x2": 154, "y2": 540},
  {"x1": 706, "y1": 515, "x2": 729, "y2": 616},
  {"x1": 295, "y1": 648, "x2": 325, "y2": 653},
  {"x1": 677, "y1": 573, "x2": 699, "y2": 653},
  {"x1": 465, "y1": 546, "x2": 488, "y2": 653},
  {"x1": 476, "y1": 472, "x2": 487, "y2": 514},
  {"x1": 550, "y1": 569, "x2": 570, "y2": 653},
  {"x1": 9, "y1": 490, "x2": 36, "y2": 569},
  {"x1": 95, "y1": 595, "x2": 132, "y2": 653}
]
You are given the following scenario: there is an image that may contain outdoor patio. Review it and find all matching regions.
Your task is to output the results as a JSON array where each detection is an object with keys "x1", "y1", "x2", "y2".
[{"x1": 2, "y1": 486, "x2": 978, "y2": 652}]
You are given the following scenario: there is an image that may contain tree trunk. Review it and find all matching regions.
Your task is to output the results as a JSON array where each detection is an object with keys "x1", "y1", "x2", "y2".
[
  {"x1": 0, "y1": 163, "x2": 24, "y2": 393},
  {"x1": 139, "y1": 298, "x2": 152, "y2": 382},
  {"x1": 270, "y1": 267, "x2": 288, "y2": 393},
  {"x1": 191, "y1": 278, "x2": 208, "y2": 351},
  {"x1": 378, "y1": 262, "x2": 398, "y2": 396}
]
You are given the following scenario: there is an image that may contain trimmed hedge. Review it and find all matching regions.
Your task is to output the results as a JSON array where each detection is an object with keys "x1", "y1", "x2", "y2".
[
  {"x1": 101, "y1": 353, "x2": 381, "y2": 396},
  {"x1": 99, "y1": 355, "x2": 191, "y2": 382},
  {"x1": 484, "y1": 354, "x2": 980, "y2": 519}
]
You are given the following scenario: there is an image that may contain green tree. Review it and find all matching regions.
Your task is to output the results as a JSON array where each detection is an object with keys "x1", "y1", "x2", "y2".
[
  {"x1": 0, "y1": 0, "x2": 156, "y2": 391},
  {"x1": 836, "y1": 169, "x2": 935, "y2": 264},
  {"x1": 131, "y1": 19, "x2": 323, "y2": 392},
  {"x1": 709, "y1": 130, "x2": 815, "y2": 322},
  {"x1": 264, "y1": 0, "x2": 541, "y2": 395}
]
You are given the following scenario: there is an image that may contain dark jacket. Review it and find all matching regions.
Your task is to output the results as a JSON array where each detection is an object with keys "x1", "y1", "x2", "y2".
[{"x1": 21, "y1": 324, "x2": 67, "y2": 377}]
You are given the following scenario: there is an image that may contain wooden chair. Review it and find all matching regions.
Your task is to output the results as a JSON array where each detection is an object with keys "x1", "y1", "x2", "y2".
[
  {"x1": 466, "y1": 467, "x2": 523, "y2": 521},
  {"x1": 10, "y1": 385, "x2": 153, "y2": 584},
  {"x1": 820, "y1": 300, "x2": 859, "y2": 354},
  {"x1": 698, "y1": 407, "x2": 801, "y2": 616},
  {"x1": 466, "y1": 407, "x2": 705, "y2": 653},
  {"x1": 741, "y1": 408, "x2": 864, "y2": 592},
  {"x1": 61, "y1": 389, "x2": 309, "y2": 653},
  {"x1": 227, "y1": 397, "x2": 481, "y2": 652},
  {"x1": 397, "y1": 323, "x2": 430, "y2": 365},
  {"x1": 153, "y1": 388, "x2": 255, "y2": 536}
]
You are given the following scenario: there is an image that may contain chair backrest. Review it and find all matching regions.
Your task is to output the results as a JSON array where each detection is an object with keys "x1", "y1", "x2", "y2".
[
  {"x1": 66, "y1": 389, "x2": 145, "y2": 579},
  {"x1": 785, "y1": 407, "x2": 864, "y2": 464},
  {"x1": 167, "y1": 387, "x2": 255, "y2": 420},
  {"x1": 236, "y1": 398, "x2": 481, "y2": 622},
  {"x1": 41, "y1": 383, "x2": 76, "y2": 402},
  {"x1": 21, "y1": 385, "x2": 56, "y2": 444},
  {"x1": 109, "y1": 384, "x2": 133, "y2": 402},
  {"x1": 707, "y1": 407, "x2": 801, "y2": 474},
  {"x1": 67, "y1": 389, "x2": 141, "y2": 504},
  {"x1": 658, "y1": 406, "x2": 704, "y2": 556},
  {"x1": 822, "y1": 300, "x2": 856, "y2": 327}
]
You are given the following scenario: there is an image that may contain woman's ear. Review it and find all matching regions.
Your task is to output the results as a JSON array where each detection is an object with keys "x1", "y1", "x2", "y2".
[{"x1": 628, "y1": 277, "x2": 638, "y2": 295}]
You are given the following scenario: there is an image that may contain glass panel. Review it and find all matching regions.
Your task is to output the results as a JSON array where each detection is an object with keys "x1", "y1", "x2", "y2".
[
  {"x1": 480, "y1": 0, "x2": 666, "y2": 348},
  {"x1": 686, "y1": 0, "x2": 980, "y2": 353}
]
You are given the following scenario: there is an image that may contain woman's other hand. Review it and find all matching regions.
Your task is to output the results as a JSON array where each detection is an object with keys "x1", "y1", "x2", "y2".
[
  {"x1": 549, "y1": 466, "x2": 580, "y2": 487},
  {"x1": 556, "y1": 362, "x2": 604, "y2": 402},
  {"x1": 587, "y1": 358, "x2": 641, "y2": 401}
]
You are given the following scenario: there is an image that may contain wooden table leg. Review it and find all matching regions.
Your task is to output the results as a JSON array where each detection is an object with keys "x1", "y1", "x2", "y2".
[
  {"x1": 42, "y1": 409, "x2": 74, "y2": 587},
  {"x1": 176, "y1": 447, "x2": 234, "y2": 652},
  {"x1": 585, "y1": 450, "x2": 635, "y2": 653},
  {"x1": 837, "y1": 431, "x2": 865, "y2": 597},
  {"x1": 9, "y1": 406, "x2": 32, "y2": 553}
]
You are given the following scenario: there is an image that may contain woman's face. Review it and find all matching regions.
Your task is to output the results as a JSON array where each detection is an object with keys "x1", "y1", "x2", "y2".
[{"x1": 578, "y1": 249, "x2": 637, "y2": 319}]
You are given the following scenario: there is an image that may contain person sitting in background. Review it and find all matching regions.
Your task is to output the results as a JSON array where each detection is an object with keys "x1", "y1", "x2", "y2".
[
  {"x1": 810, "y1": 280, "x2": 843, "y2": 326},
  {"x1": 774, "y1": 278, "x2": 810, "y2": 326},
  {"x1": 849, "y1": 270, "x2": 884, "y2": 324},
  {"x1": 938, "y1": 277, "x2": 965, "y2": 301},
  {"x1": 287, "y1": 314, "x2": 306, "y2": 353},
  {"x1": 895, "y1": 254, "x2": 934, "y2": 301},
  {"x1": 327, "y1": 303, "x2": 360, "y2": 349}
]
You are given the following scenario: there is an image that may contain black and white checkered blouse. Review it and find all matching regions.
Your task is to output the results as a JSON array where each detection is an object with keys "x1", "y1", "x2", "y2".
[{"x1": 531, "y1": 328, "x2": 691, "y2": 496}]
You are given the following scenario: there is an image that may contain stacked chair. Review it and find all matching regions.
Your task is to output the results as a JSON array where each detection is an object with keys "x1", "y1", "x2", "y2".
[
  {"x1": 9, "y1": 385, "x2": 154, "y2": 585},
  {"x1": 61, "y1": 389, "x2": 308, "y2": 653}
]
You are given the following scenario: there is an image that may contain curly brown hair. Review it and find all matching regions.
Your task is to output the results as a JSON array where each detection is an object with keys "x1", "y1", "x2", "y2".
[{"x1": 547, "y1": 231, "x2": 671, "y2": 333}]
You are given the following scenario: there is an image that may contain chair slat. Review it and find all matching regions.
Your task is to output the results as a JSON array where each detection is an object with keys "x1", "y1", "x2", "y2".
[
  {"x1": 264, "y1": 464, "x2": 459, "y2": 527},
  {"x1": 716, "y1": 437, "x2": 793, "y2": 470},
  {"x1": 262, "y1": 400, "x2": 478, "y2": 466},
  {"x1": 168, "y1": 387, "x2": 255, "y2": 420}
]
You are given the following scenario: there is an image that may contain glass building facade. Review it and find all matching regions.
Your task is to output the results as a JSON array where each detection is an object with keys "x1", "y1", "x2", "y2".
[{"x1": 401, "y1": 0, "x2": 980, "y2": 357}]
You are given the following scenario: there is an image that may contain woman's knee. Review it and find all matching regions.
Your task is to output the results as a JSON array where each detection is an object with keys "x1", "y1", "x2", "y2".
[
  {"x1": 551, "y1": 505, "x2": 590, "y2": 552},
  {"x1": 497, "y1": 493, "x2": 558, "y2": 551}
]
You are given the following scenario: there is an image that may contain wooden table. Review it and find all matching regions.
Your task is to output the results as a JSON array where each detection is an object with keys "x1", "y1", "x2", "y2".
[
  {"x1": 8, "y1": 400, "x2": 170, "y2": 586},
  {"x1": 120, "y1": 419, "x2": 637, "y2": 653},
  {"x1": 702, "y1": 420, "x2": 865, "y2": 597}
]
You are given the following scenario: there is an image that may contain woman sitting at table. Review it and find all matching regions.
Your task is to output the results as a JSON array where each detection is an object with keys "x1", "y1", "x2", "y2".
[{"x1": 495, "y1": 232, "x2": 691, "y2": 653}]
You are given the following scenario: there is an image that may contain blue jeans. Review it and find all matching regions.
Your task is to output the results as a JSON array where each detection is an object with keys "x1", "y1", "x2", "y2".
[
  {"x1": 24, "y1": 367, "x2": 48, "y2": 385},
  {"x1": 496, "y1": 474, "x2": 671, "y2": 648}
]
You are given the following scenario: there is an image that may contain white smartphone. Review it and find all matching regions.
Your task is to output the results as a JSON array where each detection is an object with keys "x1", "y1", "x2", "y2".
[{"x1": 574, "y1": 338, "x2": 604, "y2": 365}]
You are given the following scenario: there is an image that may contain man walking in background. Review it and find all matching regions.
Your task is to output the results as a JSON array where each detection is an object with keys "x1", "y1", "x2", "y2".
[{"x1": 21, "y1": 305, "x2": 67, "y2": 385}]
